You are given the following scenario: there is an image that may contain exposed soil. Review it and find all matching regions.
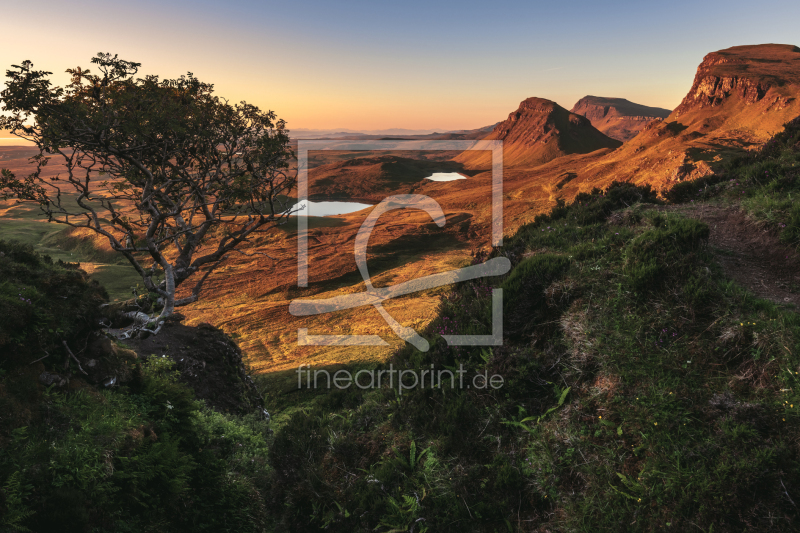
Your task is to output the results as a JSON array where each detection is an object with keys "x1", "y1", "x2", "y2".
[{"x1": 671, "y1": 203, "x2": 800, "y2": 308}]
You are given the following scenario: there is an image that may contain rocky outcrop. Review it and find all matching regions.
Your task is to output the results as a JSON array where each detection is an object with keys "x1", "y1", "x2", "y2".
[
  {"x1": 676, "y1": 58, "x2": 772, "y2": 113},
  {"x1": 669, "y1": 157, "x2": 714, "y2": 183},
  {"x1": 457, "y1": 97, "x2": 621, "y2": 168},
  {"x1": 127, "y1": 320, "x2": 265, "y2": 416},
  {"x1": 674, "y1": 44, "x2": 800, "y2": 117}
]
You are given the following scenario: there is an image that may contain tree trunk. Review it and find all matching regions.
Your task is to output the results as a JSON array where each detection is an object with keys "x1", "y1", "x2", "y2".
[{"x1": 158, "y1": 261, "x2": 176, "y2": 322}]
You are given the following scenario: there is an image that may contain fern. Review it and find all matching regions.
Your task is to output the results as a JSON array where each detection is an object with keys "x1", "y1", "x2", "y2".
[
  {"x1": 502, "y1": 386, "x2": 572, "y2": 434},
  {"x1": 1, "y1": 471, "x2": 35, "y2": 532}
]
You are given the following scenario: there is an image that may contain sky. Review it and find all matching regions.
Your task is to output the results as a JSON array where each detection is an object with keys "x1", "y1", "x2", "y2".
[{"x1": 1, "y1": 0, "x2": 799, "y2": 132}]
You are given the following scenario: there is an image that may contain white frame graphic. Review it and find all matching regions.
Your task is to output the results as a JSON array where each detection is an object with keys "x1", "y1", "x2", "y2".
[{"x1": 291, "y1": 140, "x2": 505, "y2": 350}]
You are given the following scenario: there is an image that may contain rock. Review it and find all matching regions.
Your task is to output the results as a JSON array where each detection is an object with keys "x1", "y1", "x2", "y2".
[
  {"x1": 39, "y1": 371, "x2": 68, "y2": 387},
  {"x1": 163, "y1": 312, "x2": 185, "y2": 324},
  {"x1": 455, "y1": 97, "x2": 622, "y2": 169},
  {"x1": 669, "y1": 158, "x2": 713, "y2": 183},
  {"x1": 126, "y1": 322, "x2": 265, "y2": 415},
  {"x1": 82, "y1": 334, "x2": 138, "y2": 386}
]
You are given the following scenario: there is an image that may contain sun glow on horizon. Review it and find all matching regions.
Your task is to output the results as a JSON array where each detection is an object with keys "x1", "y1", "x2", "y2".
[{"x1": 1, "y1": 1, "x2": 799, "y2": 131}]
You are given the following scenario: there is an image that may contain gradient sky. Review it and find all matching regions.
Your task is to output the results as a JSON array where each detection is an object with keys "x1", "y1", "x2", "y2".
[{"x1": 2, "y1": 0, "x2": 799, "y2": 132}]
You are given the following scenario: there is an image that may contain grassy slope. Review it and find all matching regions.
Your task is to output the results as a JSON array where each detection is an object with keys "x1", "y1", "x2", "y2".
[
  {"x1": 0, "y1": 196, "x2": 142, "y2": 302},
  {"x1": 666, "y1": 115, "x2": 800, "y2": 250},
  {"x1": 0, "y1": 241, "x2": 274, "y2": 532},
  {"x1": 2, "y1": 117, "x2": 799, "y2": 531},
  {"x1": 261, "y1": 119, "x2": 800, "y2": 532}
]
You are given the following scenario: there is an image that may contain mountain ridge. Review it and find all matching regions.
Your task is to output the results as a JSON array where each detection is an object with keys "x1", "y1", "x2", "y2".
[{"x1": 456, "y1": 97, "x2": 622, "y2": 169}]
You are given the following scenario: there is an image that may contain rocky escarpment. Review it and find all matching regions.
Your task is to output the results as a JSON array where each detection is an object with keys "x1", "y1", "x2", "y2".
[
  {"x1": 571, "y1": 96, "x2": 671, "y2": 142},
  {"x1": 674, "y1": 44, "x2": 800, "y2": 117},
  {"x1": 491, "y1": 97, "x2": 603, "y2": 146},
  {"x1": 569, "y1": 44, "x2": 800, "y2": 191},
  {"x1": 457, "y1": 97, "x2": 621, "y2": 168},
  {"x1": 675, "y1": 56, "x2": 774, "y2": 113}
]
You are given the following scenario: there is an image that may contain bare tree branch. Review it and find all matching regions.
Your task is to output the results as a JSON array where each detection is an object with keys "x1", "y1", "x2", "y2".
[{"x1": 63, "y1": 341, "x2": 88, "y2": 375}]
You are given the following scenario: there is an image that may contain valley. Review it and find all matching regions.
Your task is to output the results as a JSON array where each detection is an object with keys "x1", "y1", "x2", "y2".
[
  {"x1": 2, "y1": 37, "x2": 800, "y2": 533},
  {"x1": 2, "y1": 44, "x2": 799, "y2": 383}
]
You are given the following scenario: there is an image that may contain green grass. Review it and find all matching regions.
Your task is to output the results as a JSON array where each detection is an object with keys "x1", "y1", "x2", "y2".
[
  {"x1": 1, "y1": 358, "x2": 274, "y2": 532},
  {"x1": 262, "y1": 180, "x2": 800, "y2": 532},
  {"x1": 3, "y1": 117, "x2": 800, "y2": 532},
  {"x1": 0, "y1": 218, "x2": 64, "y2": 248},
  {"x1": 670, "y1": 115, "x2": 800, "y2": 251},
  {"x1": 0, "y1": 218, "x2": 142, "y2": 301},
  {"x1": 0, "y1": 245, "x2": 276, "y2": 532}
]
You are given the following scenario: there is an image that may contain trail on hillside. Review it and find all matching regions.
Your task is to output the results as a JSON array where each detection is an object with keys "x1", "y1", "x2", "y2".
[{"x1": 670, "y1": 204, "x2": 800, "y2": 308}]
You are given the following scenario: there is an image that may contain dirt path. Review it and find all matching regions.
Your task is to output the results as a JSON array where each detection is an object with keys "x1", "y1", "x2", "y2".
[{"x1": 667, "y1": 203, "x2": 800, "y2": 308}]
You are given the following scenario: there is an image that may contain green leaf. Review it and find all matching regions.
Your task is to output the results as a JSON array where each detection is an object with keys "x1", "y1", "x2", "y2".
[{"x1": 557, "y1": 386, "x2": 571, "y2": 406}]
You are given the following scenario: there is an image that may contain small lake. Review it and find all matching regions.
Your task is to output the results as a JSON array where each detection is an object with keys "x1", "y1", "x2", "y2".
[
  {"x1": 425, "y1": 172, "x2": 466, "y2": 182},
  {"x1": 290, "y1": 200, "x2": 373, "y2": 217}
]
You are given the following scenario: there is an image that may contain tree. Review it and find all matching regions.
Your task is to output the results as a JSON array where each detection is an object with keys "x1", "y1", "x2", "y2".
[{"x1": 0, "y1": 53, "x2": 296, "y2": 330}]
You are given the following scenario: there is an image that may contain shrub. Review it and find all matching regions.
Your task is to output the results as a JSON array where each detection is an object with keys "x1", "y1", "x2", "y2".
[
  {"x1": 664, "y1": 174, "x2": 728, "y2": 203},
  {"x1": 0, "y1": 239, "x2": 107, "y2": 367},
  {"x1": 501, "y1": 254, "x2": 571, "y2": 338},
  {"x1": 532, "y1": 181, "x2": 660, "y2": 228},
  {"x1": 624, "y1": 217, "x2": 709, "y2": 293}
]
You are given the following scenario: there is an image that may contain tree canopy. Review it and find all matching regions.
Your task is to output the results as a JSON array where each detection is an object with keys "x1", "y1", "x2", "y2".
[{"x1": 0, "y1": 53, "x2": 296, "y2": 329}]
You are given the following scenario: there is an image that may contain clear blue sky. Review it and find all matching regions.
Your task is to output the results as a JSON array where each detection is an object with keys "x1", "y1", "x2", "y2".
[{"x1": 2, "y1": 0, "x2": 799, "y2": 131}]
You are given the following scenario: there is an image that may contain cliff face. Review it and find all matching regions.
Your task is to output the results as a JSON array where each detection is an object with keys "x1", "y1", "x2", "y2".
[
  {"x1": 674, "y1": 44, "x2": 800, "y2": 117},
  {"x1": 445, "y1": 44, "x2": 800, "y2": 209},
  {"x1": 457, "y1": 97, "x2": 621, "y2": 168},
  {"x1": 564, "y1": 44, "x2": 800, "y2": 191},
  {"x1": 570, "y1": 96, "x2": 671, "y2": 142}
]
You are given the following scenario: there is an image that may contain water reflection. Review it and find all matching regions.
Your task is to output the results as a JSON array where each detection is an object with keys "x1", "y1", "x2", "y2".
[
  {"x1": 425, "y1": 172, "x2": 466, "y2": 182},
  {"x1": 290, "y1": 200, "x2": 373, "y2": 217}
]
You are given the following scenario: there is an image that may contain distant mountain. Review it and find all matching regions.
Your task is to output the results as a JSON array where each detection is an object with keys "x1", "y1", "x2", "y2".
[
  {"x1": 604, "y1": 43, "x2": 800, "y2": 187},
  {"x1": 570, "y1": 96, "x2": 671, "y2": 142},
  {"x1": 456, "y1": 97, "x2": 621, "y2": 168},
  {"x1": 290, "y1": 125, "x2": 498, "y2": 141},
  {"x1": 521, "y1": 44, "x2": 800, "y2": 194},
  {"x1": 419, "y1": 123, "x2": 499, "y2": 140},
  {"x1": 290, "y1": 127, "x2": 444, "y2": 139}
]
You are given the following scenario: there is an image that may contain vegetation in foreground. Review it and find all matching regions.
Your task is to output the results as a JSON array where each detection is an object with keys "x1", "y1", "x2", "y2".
[
  {"x1": 0, "y1": 241, "x2": 273, "y2": 532},
  {"x1": 1, "y1": 117, "x2": 800, "y2": 532},
  {"x1": 264, "y1": 118, "x2": 800, "y2": 532}
]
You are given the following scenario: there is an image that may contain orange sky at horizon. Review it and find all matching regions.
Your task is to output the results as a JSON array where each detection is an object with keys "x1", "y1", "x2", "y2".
[{"x1": 2, "y1": 1, "x2": 799, "y2": 133}]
